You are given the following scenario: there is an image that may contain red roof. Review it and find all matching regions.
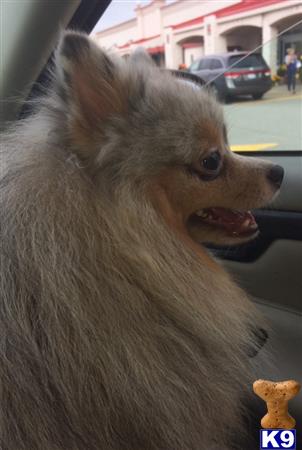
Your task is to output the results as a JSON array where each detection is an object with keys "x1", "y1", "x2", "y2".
[
  {"x1": 216, "y1": 0, "x2": 287, "y2": 18},
  {"x1": 147, "y1": 45, "x2": 165, "y2": 54},
  {"x1": 118, "y1": 34, "x2": 160, "y2": 49}
]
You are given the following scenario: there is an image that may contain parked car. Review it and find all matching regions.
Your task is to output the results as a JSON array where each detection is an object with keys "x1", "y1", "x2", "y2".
[{"x1": 189, "y1": 52, "x2": 273, "y2": 102}]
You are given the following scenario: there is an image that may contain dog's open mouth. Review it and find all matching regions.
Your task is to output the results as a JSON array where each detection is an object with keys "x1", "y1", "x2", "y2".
[{"x1": 192, "y1": 207, "x2": 258, "y2": 237}]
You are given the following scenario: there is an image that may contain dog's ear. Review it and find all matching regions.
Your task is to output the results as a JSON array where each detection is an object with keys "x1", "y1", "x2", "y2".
[
  {"x1": 54, "y1": 31, "x2": 125, "y2": 159},
  {"x1": 129, "y1": 47, "x2": 155, "y2": 67}
]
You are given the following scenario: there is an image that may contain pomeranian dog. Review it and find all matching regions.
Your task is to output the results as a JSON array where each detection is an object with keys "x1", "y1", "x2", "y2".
[{"x1": 0, "y1": 31, "x2": 284, "y2": 450}]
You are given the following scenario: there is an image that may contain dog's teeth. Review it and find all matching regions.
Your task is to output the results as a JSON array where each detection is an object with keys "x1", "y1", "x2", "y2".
[{"x1": 196, "y1": 210, "x2": 208, "y2": 218}]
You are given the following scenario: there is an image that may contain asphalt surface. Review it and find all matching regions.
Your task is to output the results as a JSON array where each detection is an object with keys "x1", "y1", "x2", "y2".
[{"x1": 224, "y1": 85, "x2": 302, "y2": 152}]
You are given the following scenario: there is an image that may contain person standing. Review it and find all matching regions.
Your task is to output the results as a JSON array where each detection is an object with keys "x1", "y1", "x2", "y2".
[{"x1": 285, "y1": 48, "x2": 298, "y2": 94}]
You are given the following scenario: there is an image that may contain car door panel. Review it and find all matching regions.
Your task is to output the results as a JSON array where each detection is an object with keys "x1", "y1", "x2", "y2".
[
  {"x1": 209, "y1": 151, "x2": 302, "y2": 444},
  {"x1": 208, "y1": 152, "x2": 302, "y2": 311}
]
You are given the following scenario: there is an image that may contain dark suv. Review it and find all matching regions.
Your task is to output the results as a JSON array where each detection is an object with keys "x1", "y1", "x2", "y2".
[{"x1": 189, "y1": 52, "x2": 272, "y2": 102}]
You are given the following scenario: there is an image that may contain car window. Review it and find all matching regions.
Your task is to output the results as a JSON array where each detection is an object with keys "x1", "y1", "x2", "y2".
[
  {"x1": 189, "y1": 59, "x2": 201, "y2": 72},
  {"x1": 228, "y1": 54, "x2": 268, "y2": 68},
  {"x1": 224, "y1": 35, "x2": 301, "y2": 152},
  {"x1": 199, "y1": 59, "x2": 211, "y2": 70},
  {"x1": 210, "y1": 59, "x2": 223, "y2": 70},
  {"x1": 91, "y1": 1, "x2": 302, "y2": 152}
]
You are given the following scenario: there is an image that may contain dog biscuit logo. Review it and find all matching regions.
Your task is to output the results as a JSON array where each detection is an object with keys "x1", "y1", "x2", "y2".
[
  {"x1": 253, "y1": 379, "x2": 300, "y2": 450},
  {"x1": 260, "y1": 429, "x2": 296, "y2": 449}
]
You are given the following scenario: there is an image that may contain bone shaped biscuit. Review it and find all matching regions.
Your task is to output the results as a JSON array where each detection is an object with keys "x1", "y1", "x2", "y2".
[{"x1": 253, "y1": 379, "x2": 301, "y2": 429}]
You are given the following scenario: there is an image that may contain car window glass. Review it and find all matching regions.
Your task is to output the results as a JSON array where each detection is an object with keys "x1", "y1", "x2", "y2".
[
  {"x1": 199, "y1": 59, "x2": 211, "y2": 70},
  {"x1": 190, "y1": 59, "x2": 200, "y2": 71},
  {"x1": 92, "y1": 3, "x2": 302, "y2": 152},
  {"x1": 210, "y1": 59, "x2": 223, "y2": 69},
  {"x1": 228, "y1": 54, "x2": 267, "y2": 68}
]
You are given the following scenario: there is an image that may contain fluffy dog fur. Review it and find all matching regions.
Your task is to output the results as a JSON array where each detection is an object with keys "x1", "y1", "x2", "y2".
[{"x1": 0, "y1": 32, "x2": 280, "y2": 450}]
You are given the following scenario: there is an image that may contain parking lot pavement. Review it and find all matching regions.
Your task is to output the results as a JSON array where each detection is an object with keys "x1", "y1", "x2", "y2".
[
  {"x1": 224, "y1": 85, "x2": 302, "y2": 151},
  {"x1": 258, "y1": 84, "x2": 302, "y2": 101}
]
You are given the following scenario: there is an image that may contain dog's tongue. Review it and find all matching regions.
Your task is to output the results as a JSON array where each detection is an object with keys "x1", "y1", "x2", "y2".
[{"x1": 196, "y1": 207, "x2": 257, "y2": 235}]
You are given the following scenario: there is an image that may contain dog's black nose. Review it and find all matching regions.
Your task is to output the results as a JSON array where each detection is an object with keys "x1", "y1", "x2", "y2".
[{"x1": 267, "y1": 165, "x2": 284, "y2": 188}]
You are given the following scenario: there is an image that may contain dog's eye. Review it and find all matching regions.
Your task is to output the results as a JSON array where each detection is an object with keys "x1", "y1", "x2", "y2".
[
  {"x1": 187, "y1": 150, "x2": 222, "y2": 182},
  {"x1": 201, "y1": 151, "x2": 220, "y2": 171}
]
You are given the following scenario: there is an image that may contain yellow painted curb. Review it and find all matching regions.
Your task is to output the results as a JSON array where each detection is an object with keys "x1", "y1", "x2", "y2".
[
  {"x1": 231, "y1": 143, "x2": 278, "y2": 151},
  {"x1": 227, "y1": 94, "x2": 302, "y2": 107},
  {"x1": 256, "y1": 94, "x2": 302, "y2": 105}
]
